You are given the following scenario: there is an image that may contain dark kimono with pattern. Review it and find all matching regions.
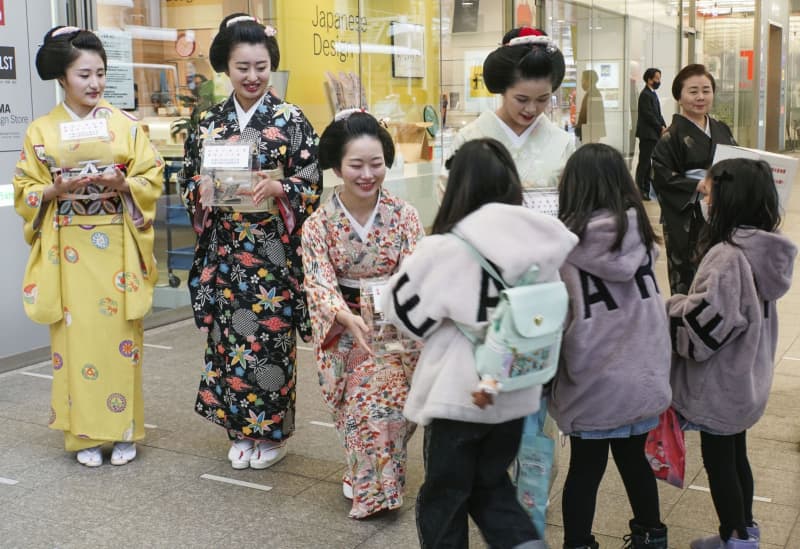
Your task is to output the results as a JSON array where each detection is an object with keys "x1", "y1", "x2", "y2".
[
  {"x1": 182, "y1": 91, "x2": 322, "y2": 441},
  {"x1": 652, "y1": 114, "x2": 735, "y2": 295}
]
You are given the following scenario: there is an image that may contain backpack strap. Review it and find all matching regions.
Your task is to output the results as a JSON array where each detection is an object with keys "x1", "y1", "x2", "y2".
[{"x1": 452, "y1": 231, "x2": 509, "y2": 289}]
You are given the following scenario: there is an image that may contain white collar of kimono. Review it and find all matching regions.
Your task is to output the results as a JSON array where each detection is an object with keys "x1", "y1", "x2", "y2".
[
  {"x1": 335, "y1": 189, "x2": 381, "y2": 242},
  {"x1": 681, "y1": 113, "x2": 711, "y2": 137},
  {"x1": 63, "y1": 102, "x2": 94, "y2": 121},
  {"x1": 491, "y1": 111, "x2": 540, "y2": 147},
  {"x1": 233, "y1": 93, "x2": 267, "y2": 130}
]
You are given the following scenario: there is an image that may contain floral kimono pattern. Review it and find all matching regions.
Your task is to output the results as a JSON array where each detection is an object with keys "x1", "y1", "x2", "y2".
[
  {"x1": 652, "y1": 114, "x2": 736, "y2": 294},
  {"x1": 183, "y1": 91, "x2": 322, "y2": 441},
  {"x1": 302, "y1": 190, "x2": 424, "y2": 518}
]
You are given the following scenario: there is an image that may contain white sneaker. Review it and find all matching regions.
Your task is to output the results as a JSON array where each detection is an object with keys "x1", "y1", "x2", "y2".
[
  {"x1": 110, "y1": 442, "x2": 137, "y2": 466},
  {"x1": 342, "y1": 477, "x2": 354, "y2": 500},
  {"x1": 76, "y1": 446, "x2": 103, "y2": 467},
  {"x1": 228, "y1": 440, "x2": 254, "y2": 469},
  {"x1": 249, "y1": 440, "x2": 287, "y2": 469}
]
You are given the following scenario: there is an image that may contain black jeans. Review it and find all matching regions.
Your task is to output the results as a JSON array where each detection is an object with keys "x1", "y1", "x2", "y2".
[
  {"x1": 562, "y1": 434, "x2": 661, "y2": 547},
  {"x1": 416, "y1": 417, "x2": 539, "y2": 549},
  {"x1": 700, "y1": 430, "x2": 754, "y2": 541},
  {"x1": 636, "y1": 138, "x2": 658, "y2": 196}
]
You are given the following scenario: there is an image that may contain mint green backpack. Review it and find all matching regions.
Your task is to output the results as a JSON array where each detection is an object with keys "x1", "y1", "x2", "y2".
[{"x1": 454, "y1": 234, "x2": 568, "y2": 392}]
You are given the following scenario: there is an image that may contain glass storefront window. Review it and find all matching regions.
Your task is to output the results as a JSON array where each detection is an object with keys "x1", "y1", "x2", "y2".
[
  {"x1": 92, "y1": 0, "x2": 446, "y2": 316},
  {"x1": 694, "y1": 2, "x2": 756, "y2": 147},
  {"x1": 88, "y1": 0, "x2": 685, "y2": 318},
  {"x1": 786, "y1": 12, "x2": 800, "y2": 150},
  {"x1": 543, "y1": 1, "x2": 679, "y2": 158}
]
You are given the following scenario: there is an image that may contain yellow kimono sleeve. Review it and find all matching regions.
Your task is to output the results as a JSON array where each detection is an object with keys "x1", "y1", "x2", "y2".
[
  {"x1": 13, "y1": 125, "x2": 53, "y2": 243},
  {"x1": 120, "y1": 121, "x2": 164, "y2": 320},
  {"x1": 13, "y1": 124, "x2": 63, "y2": 324}
]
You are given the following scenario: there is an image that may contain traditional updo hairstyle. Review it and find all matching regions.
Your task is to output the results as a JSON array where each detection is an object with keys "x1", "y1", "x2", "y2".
[
  {"x1": 35, "y1": 26, "x2": 107, "y2": 81},
  {"x1": 318, "y1": 110, "x2": 395, "y2": 170},
  {"x1": 209, "y1": 13, "x2": 280, "y2": 73},
  {"x1": 483, "y1": 27, "x2": 566, "y2": 94},
  {"x1": 671, "y1": 63, "x2": 715, "y2": 101}
]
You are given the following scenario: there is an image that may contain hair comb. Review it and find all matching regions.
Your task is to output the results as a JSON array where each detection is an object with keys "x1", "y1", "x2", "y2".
[
  {"x1": 334, "y1": 107, "x2": 368, "y2": 122},
  {"x1": 226, "y1": 15, "x2": 257, "y2": 27},
  {"x1": 52, "y1": 26, "x2": 82, "y2": 38},
  {"x1": 507, "y1": 30, "x2": 559, "y2": 53}
]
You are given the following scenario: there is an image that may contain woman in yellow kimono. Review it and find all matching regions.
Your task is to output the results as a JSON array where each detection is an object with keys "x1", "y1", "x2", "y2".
[{"x1": 12, "y1": 26, "x2": 163, "y2": 467}]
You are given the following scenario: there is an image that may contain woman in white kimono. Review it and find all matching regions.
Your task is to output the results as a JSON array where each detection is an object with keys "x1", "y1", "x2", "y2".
[
  {"x1": 444, "y1": 27, "x2": 573, "y2": 536},
  {"x1": 302, "y1": 111, "x2": 423, "y2": 518},
  {"x1": 448, "y1": 27, "x2": 574, "y2": 189}
]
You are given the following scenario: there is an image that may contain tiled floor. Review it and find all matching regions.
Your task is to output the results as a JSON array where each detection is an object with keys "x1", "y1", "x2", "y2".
[{"x1": 2, "y1": 171, "x2": 800, "y2": 548}]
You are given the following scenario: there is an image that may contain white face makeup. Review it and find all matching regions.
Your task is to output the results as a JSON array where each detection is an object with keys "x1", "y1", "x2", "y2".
[
  {"x1": 497, "y1": 77, "x2": 552, "y2": 135},
  {"x1": 59, "y1": 50, "x2": 106, "y2": 117},
  {"x1": 334, "y1": 135, "x2": 387, "y2": 204},
  {"x1": 227, "y1": 42, "x2": 271, "y2": 111}
]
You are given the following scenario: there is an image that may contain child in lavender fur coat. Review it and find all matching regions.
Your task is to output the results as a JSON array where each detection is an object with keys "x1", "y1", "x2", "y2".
[
  {"x1": 549, "y1": 144, "x2": 671, "y2": 549},
  {"x1": 670, "y1": 159, "x2": 796, "y2": 549}
]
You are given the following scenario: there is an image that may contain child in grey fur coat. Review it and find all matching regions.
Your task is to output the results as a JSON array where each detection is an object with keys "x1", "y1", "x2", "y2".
[
  {"x1": 549, "y1": 144, "x2": 670, "y2": 549},
  {"x1": 670, "y1": 158, "x2": 796, "y2": 549}
]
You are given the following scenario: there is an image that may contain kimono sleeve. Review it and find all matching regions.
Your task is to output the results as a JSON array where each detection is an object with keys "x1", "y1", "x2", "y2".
[
  {"x1": 277, "y1": 107, "x2": 322, "y2": 234},
  {"x1": 13, "y1": 125, "x2": 52, "y2": 244},
  {"x1": 180, "y1": 109, "x2": 209, "y2": 232},
  {"x1": 548, "y1": 136, "x2": 576, "y2": 187},
  {"x1": 123, "y1": 122, "x2": 164, "y2": 229},
  {"x1": 399, "y1": 205, "x2": 425, "y2": 261},
  {"x1": 301, "y1": 213, "x2": 349, "y2": 349},
  {"x1": 666, "y1": 248, "x2": 748, "y2": 362},
  {"x1": 652, "y1": 129, "x2": 697, "y2": 211},
  {"x1": 13, "y1": 123, "x2": 62, "y2": 323}
]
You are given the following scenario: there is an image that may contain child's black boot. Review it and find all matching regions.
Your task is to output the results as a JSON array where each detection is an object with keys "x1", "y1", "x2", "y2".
[
  {"x1": 563, "y1": 535, "x2": 599, "y2": 549},
  {"x1": 623, "y1": 520, "x2": 668, "y2": 549}
]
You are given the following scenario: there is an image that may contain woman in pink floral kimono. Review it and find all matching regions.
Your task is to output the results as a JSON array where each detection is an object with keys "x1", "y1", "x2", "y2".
[{"x1": 302, "y1": 111, "x2": 423, "y2": 518}]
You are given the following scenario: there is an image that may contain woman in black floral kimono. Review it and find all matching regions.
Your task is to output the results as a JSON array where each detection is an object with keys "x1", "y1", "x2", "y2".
[
  {"x1": 182, "y1": 13, "x2": 322, "y2": 469},
  {"x1": 652, "y1": 64, "x2": 735, "y2": 295}
]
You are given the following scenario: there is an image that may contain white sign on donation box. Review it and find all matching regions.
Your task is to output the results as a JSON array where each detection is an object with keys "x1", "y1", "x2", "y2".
[
  {"x1": 712, "y1": 144, "x2": 798, "y2": 209},
  {"x1": 202, "y1": 142, "x2": 251, "y2": 169},
  {"x1": 201, "y1": 140, "x2": 277, "y2": 212}
]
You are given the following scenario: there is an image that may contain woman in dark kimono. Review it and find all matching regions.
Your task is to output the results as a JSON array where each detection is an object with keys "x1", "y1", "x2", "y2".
[
  {"x1": 652, "y1": 64, "x2": 735, "y2": 294},
  {"x1": 182, "y1": 13, "x2": 321, "y2": 469}
]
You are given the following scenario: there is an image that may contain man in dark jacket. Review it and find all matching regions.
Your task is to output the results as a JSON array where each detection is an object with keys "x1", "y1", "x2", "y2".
[{"x1": 635, "y1": 68, "x2": 666, "y2": 200}]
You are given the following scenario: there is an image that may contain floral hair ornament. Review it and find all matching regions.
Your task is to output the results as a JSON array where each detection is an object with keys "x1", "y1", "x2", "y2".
[
  {"x1": 52, "y1": 26, "x2": 82, "y2": 38},
  {"x1": 334, "y1": 107, "x2": 369, "y2": 122},
  {"x1": 264, "y1": 25, "x2": 277, "y2": 37},
  {"x1": 507, "y1": 27, "x2": 559, "y2": 53}
]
